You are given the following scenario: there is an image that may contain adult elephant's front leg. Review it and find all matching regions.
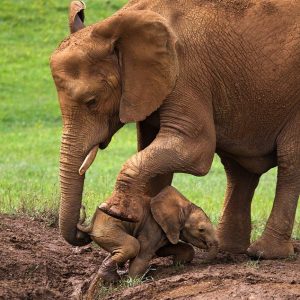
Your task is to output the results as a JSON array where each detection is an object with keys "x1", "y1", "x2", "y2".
[
  {"x1": 217, "y1": 156, "x2": 260, "y2": 253},
  {"x1": 100, "y1": 131, "x2": 215, "y2": 222},
  {"x1": 137, "y1": 120, "x2": 173, "y2": 197}
]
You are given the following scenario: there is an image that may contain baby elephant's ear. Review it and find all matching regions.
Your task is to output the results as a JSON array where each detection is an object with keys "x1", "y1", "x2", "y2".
[{"x1": 150, "y1": 186, "x2": 190, "y2": 244}]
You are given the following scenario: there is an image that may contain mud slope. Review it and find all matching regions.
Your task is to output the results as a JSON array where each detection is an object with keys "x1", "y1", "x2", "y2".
[{"x1": 0, "y1": 214, "x2": 299, "y2": 300}]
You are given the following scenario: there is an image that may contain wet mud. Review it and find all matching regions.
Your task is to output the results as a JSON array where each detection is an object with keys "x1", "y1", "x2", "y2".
[{"x1": 0, "y1": 214, "x2": 299, "y2": 299}]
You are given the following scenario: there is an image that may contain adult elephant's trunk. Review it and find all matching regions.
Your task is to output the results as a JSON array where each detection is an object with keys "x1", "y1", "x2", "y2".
[{"x1": 59, "y1": 133, "x2": 92, "y2": 246}]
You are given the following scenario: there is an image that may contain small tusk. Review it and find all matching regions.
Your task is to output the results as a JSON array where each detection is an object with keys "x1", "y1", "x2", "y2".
[{"x1": 79, "y1": 145, "x2": 99, "y2": 175}]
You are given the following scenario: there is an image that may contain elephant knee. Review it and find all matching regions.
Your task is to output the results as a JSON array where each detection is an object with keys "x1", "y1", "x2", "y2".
[
  {"x1": 190, "y1": 150, "x2": 214, "y2": 176},
  {"x1": 114, "y1": 237, "x2": 140, "y2": 263},
  {"x1": 126, "y1": 237, "x2": 140, "y2": 259},
  {"x1": 179, "y1": 142, "x2": 214, "y2": 177},
  {"x1": 129, "y1": 256, "x2": 151, "y2": 278}
]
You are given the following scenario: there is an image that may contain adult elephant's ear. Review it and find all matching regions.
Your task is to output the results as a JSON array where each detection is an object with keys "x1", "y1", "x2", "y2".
[
  {"x1": 92, "y1": 10, "x2": 179, "y2": 122},
  {"x1": 150, "y1": 187, "x2": 190, "y2": 244},
  {"x1": 69, "y1": 1, "x2": 85, "y2": 33}
]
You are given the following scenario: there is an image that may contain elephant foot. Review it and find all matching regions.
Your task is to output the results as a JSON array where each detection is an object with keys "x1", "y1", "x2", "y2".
[
  {"x1": 218, "y1": 241, "x2": 249, "y2": 254},
  {"x1": 98, "y1": 256, "x2": 120, "y2": 283},
  {"x1": 85, "y1": 257, "x2": 120, "y2": 300},
  {"x1": 247, "y1": 235, "x2": 294, "y2": 259},
  {"x1": 217, "y1": 227, "x2": 250, "y2": 254},
  {"x1": 99, "y1": 193, "x2": 144, "y2": 222},
  {"x1": 98, "y1": 268, "x2": 120, "y2": 284}
]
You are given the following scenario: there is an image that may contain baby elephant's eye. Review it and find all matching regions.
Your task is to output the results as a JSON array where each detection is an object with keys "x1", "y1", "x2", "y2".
[
  {"x1": 199, "y1": 228, "x2": 205, "y2": 233},
  {"x1": 86, "y1": 98, "x2": 97, "y2": 109}
]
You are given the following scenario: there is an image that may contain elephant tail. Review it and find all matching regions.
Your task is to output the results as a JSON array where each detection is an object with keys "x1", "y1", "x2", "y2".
[{"x1": 76, "y1": 205, "x2": 93, "y2": 233}]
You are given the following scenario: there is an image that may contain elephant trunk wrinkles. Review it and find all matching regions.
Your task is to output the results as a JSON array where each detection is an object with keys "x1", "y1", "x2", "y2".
[{"x1": 59, "y1": 135, "x2": 92, "y2": 246}]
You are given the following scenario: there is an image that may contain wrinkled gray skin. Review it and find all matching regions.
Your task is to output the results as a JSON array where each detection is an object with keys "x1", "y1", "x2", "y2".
[
  {"x1": 78, "y1": 186, "x2": 218, "y2": 281},
  {"x1": 50, "y1": 0, "x2": 300, "y2": 259}
]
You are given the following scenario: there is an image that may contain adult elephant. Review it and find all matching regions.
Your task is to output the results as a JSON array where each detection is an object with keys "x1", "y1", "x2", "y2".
[{"x1": 50, "y1": 0, "x2": 300, "y2": 259}]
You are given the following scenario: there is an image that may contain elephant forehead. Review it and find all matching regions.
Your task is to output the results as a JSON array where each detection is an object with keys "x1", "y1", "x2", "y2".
[
  {"x1": 52, "y1": 65, "x2": 107, "y2": 98},
  {"x1": 53, "y1": 53, "x2": 117, "y2": 82},
  {"x1": 52, "y1": 53, "x2": 95, "y2": 77},
  {"x1": 187, "y1": 211, "x2": 208, "y2": 225},
  {"x1": 51, "y1": 48, "x2": 84, "y2": 70}
]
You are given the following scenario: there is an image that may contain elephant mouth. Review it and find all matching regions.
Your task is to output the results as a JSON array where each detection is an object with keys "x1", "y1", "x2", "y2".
[{"x1": 99, "y1": 136, "x2": 112, "y2": 149}]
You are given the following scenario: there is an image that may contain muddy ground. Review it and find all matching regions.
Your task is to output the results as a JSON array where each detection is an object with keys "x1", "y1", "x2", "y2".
[{"x1": 1, "y1": 214, "x2": 299, "y2": 300}]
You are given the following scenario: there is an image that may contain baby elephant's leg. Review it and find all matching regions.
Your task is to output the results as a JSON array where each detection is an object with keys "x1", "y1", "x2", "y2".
[
  {"x1": 128, "y1": 254, "x2": 153, "y2": 279},
  {"x1": 156, "y1": 242, "x2": 195, "y2": 264},
  {"x1": 111, "y1": 235, "x2": 140, "y2": 268},
  {"x1": 93, "y1": 234, "x2": 140, "y2": 283},
  {"x1": 85, "y1": 254, "x2": 118, "y2": 300},
  {"x1": 96, "y1": 254, "x2": 120, "y2": 283}
]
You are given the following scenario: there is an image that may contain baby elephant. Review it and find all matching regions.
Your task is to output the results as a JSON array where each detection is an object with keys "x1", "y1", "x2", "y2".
[{"x1": 78, "y1": 186, "x2": 218, "y2": 282}]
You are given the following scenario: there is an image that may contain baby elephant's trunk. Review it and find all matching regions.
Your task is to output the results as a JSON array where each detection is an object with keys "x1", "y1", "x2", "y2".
[{"x1": 204, "y1": 240, "x2": 219, "y2": 261}]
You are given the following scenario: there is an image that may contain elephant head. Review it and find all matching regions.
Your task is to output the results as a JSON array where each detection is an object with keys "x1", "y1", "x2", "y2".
[
  {"x1": 151, "y1": 186, "x2": 219, "y2": 261},
  {"x1": 50, "y1": 1, "x2": 178, "y2": 245}
]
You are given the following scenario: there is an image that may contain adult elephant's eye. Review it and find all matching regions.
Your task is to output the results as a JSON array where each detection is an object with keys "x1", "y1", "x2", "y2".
[
  {"x1": 199, "y1": 228, "x2": 205, "y2": 233},
  {"x1": 86, "y1": 98, "x2": 97, "y2": 109}
]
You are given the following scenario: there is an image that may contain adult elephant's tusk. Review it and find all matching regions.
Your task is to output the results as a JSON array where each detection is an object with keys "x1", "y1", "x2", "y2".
[{"x1": 79, "y1": 145, "x2": 99, "y2": 175}]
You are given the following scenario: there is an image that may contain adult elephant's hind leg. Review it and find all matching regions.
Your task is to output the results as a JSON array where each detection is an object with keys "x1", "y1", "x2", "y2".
[
  {"x1": 247, "y1": 115, "x2": 300, "y2": 259},
  {"x1": 217, "y1": 156, "x2": 260, "y2": 253}
]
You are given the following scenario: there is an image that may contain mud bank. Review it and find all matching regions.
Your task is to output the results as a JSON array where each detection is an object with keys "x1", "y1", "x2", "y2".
[{"x1": 0, "y1": 214, "x2": 299, "y2": 299}]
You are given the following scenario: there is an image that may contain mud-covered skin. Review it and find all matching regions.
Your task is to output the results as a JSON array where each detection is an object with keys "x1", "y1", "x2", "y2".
[
  {"x1": 78, "y1": 187, "x2": 218, "y2": 281},
  {"x1": 50, "y1": 0, "x2": 300, "y2": 258}
]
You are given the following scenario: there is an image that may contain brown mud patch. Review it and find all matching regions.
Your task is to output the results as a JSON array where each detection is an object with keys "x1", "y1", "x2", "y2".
[{"x1": 0, "y1": 214, "x2": 299, "y2": 299}]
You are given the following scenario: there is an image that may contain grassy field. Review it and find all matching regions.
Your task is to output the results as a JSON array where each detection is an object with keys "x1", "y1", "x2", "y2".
[{"x1": 0, "y1": 0, "x2": 299, "y2": 240}]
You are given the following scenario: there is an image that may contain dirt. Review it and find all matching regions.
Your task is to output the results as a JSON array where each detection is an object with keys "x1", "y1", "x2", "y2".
[{"x1": 1, "y1": 214, "x2": 299, "y2": 300}]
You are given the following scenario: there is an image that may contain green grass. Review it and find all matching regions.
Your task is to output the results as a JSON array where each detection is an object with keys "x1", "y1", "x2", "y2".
[
  {"x1": 0, "y1": 0, "x2": 299, "y2": 241},
  {"x1": 94, "y1": 276, "x2": 145, "y2": 299}
]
